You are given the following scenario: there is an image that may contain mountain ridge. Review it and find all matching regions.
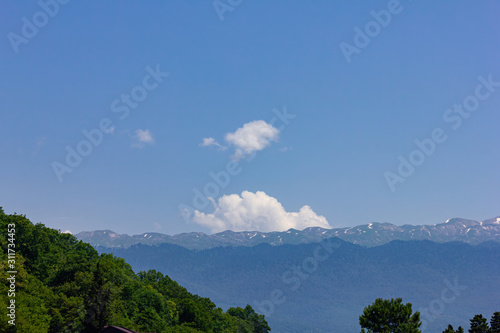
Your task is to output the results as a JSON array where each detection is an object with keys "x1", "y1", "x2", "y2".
[
  {"x1": 75, "y1": 216, "x2": 500, "y2": 249},
  {"x1": 100, "y1": 237, "x2": 500, "y2": 333}
]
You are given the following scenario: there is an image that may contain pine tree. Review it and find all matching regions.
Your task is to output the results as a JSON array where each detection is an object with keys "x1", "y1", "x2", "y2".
[
  {"x1": 443, "y1": 324, "x2": 465, "y2": 333},
  {"x1": 443, "y1": 324, "x2": 455, "y2": 333},
  {"x1": 468, "y1": 314, "x2": 489, "y2": 333},
  {"x1": 490, "y1": 312, "x2": 500, "y2": 333}
]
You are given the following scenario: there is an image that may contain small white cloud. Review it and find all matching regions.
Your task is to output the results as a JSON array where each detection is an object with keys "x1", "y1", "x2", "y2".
[
  {"x1": 200, "y1": 137, "x2": 227, "y2": 151},
  {"x1": 132, "y1": 129, "x2": 155, "y2": 148},
  {"x1": 153, "y1": 222, "x2": 162, "y2": 230},
  {"x1": 193, "y1": 191, "x2": 331, "y2": 233},
  {"x1": 224, "y1": 120, "x2": 279, "y2": 160},
  {"x1": 200, "y1": 137, "x2": 216, "y2": 146},
  {"x1": 135, "y1": 129, "x2": 154, "y2": 143},
  {"x1": 279, "y1": 146, "x2": 292, "y2": 153}
]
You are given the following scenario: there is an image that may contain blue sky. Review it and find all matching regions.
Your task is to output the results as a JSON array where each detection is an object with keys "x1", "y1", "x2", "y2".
[{"x1": 1, "y1": 1, "x2": 499, "y2": 235}]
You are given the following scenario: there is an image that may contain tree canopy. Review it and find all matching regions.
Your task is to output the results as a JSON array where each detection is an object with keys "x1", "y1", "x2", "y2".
[
  {"x1": 442, "y1": 324, "x2": 464, "y2": 333},
  {"x1": 359, "y1": 297, "x2": 421, "y2": 333},
  {"x1": 468, "y1": 314, "x2": 489, "y2": 333},
  {"x1": 490, "y1": 312, "x2": 500, "y2": 333},
  {"x1": 0, "y1": 210, "x2": 270, "y2": 332}
]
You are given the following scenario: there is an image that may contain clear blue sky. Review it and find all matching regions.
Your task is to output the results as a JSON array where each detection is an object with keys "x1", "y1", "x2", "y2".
[{"x1": 1, "y1": 1, "x2": 499, "y2": 235}]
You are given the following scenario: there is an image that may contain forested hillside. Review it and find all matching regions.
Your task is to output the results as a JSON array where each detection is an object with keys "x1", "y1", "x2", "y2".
[
  {"x1": 105, "y1": 237, "x2": 500, "y2": 332},
  {"x1": 0, "y1": 207, "x2": 270, "y2": 333}
]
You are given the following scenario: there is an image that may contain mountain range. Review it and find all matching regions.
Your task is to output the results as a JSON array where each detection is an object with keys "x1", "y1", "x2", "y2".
[
  {"x1": 99, "y1": 238, "x2": 500, "y2": 333},
  {"x1": 75, "y1": 216, "x2": 500, "y2": 249},
  {"x1": 88, "y1": 216, "x2": 500, "y2": 332}
]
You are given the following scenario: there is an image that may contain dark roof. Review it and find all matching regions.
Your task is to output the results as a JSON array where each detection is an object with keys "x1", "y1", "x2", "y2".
[{"x1": 99, "y1": 326, "x2": 155, "y2": 333}]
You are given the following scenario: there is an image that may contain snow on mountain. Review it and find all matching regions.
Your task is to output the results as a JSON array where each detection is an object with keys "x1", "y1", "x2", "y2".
[{"x1": 75, "y1": 216, "x2": 500, "y2": 250}]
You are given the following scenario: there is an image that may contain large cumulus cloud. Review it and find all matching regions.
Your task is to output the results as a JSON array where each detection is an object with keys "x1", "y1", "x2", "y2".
[{"x1": 193, "y1": 191, "x2": 331, "y2": 233}]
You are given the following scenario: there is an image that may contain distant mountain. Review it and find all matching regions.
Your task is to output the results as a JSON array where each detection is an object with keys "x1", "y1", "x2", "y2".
[
  {"x1": 100, "y1": 238, "x2": 500, "y2": 333},
  {"x1": 76, "y1": 216, "x2": 500, "y2": 249}
]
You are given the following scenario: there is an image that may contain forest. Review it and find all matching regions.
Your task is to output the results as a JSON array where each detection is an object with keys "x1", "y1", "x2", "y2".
[{"x1": 0, "y1": 207, "x2": 270, "y2": 333}]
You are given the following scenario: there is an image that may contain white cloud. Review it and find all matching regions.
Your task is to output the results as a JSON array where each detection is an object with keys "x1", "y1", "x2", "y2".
[
  {"x1": 193, "y1": 191, "x2": 331, "y2": 233},
  {"x1": 135, "y1": 129, "x2": 154, "y2": 143},
  {"x1": 225, "y1": 120, "x2": 279, "y2": 160},
  {"x1": 200, "y1": 120, "x2": 279, "y2": 159},
  {"x1": 132, "y1": 129, "x2": 155, "y2": 148},
  {"x1": 199, "y1": 137, "x2": 227, "y2": 151}
]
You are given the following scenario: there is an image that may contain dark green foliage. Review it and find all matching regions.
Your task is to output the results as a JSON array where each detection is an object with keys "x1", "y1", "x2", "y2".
[
  {"x1": 442, "y1": 312, "x2": 500, "y2": 333},
  {"x1": 359, "y1": 298, "x2": 421, "y2": 333},
  {"x1": 444, "y1": 324, "x2": 456, "y2": 333},
  {"x1": 443, "y1": 324, "x2": 465, "y2": 333},
  {"x1": 0, "y1": 210, "x2": 270, "y2": 332},
  {"x1": 227, "y1": 305, "x2": 271, "y2": 333},
  {"x1": 468, "y1": 314, "x2": 489, "y2": 333},
  {"x1": 491, "y1": 312, "x2": 500, "y2": 333}
]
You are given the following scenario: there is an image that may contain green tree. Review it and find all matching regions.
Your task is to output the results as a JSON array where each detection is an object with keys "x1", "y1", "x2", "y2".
[
  {"x1": 83, "y1": 260, "x2": 112, "y2": 332},
  {"x1": 227, "y1": 304, "x2": 271, "y2": 333},
  {"x1": 443, "y1": 324, "x2": 465, "y2": 333},
  {"x1": 468, "y1": 314, "x2": 489, "y2": 333},
  {"x1": 490, "y1": 312, "x2": 500, "y2": 333},
  {"x1": 444, "y1": 324, "x2": 456, "y2": 333},
  {"x1": 359, "y1": 298, "x2": 421, "y2": 333}
]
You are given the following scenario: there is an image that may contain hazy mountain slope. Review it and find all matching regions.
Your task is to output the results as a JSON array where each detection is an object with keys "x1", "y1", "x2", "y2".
[
  {"x1": 101, "y1": 239, "x2": 500, "y2": 333},
  {"x1": 77, "y1": 216, "x2": 500, "y2": 249}
]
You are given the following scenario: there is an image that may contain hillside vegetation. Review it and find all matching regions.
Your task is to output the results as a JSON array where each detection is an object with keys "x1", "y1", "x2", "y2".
[{"x1": 0, "y1": 207, "x2": 270, "y2": 333}]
